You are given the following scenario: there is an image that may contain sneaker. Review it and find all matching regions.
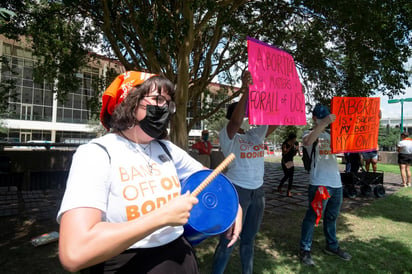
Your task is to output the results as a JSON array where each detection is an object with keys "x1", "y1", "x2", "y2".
[
  {"x1": 323, "y1": 246, "x2": 352, "y2": 261},
  {"x1": 299, "y1": 249, "x2": 315, "y2": 266}
]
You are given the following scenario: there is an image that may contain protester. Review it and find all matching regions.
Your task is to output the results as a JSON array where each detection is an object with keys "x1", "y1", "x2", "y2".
[
  {"x1": 299, "y1": 104, "x2": 351, "y2": 266},
  {"x1": 211, "y1": 71, "x2": 278, "y2": 274},
  {"x1": 361, "y1": 111, "x2": 382, "y2": 172},
  {"x1": 57, "y1": 71, "x2": 242, "y2": 273},
  {"x1": 295, "y1": 141, "x2": 302, "y2": 156},
  {"x1": 344, "y1": 153, "x2": 351, "y2": 172},
  {"x1": 277, "y1": 133, "x2": 299, "y2": 197},
  {"x1": 361, "y1": 149, "x2": 379, "y2": 172},
  {"x1": 192, "y1": 129, "x2": 212, "y2": 168},
  {"x1": 348, "y1": 152, "x2": 361, "y2": 173},
  {"x1": 397, "y1": 131, "x2": 412, "y2": 187}
]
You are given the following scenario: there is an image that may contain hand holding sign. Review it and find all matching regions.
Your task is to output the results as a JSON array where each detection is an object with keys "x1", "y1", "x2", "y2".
[
  {"x1": 242, "y1": 70, "x2": 253, "y2": 87},
  {"x1": 247, "y1": 37, "x2": 306, "y2": 125},
  {"x1": 330, "y1": 97, "x2": 380, "y2": 154},
  {"x1": 318, "y1": 114, "x2": 336, "y2": 127}
]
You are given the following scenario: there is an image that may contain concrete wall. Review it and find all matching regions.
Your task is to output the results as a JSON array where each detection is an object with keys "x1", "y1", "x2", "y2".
[
  {"x1": 1, "y1": 150, "x2": 74, "y2": 172},
  {"x1": 0, "y1": 150, "x2": 400, "y2": 190},
  {"x1": 378, "y1": 151, "x2": 398, "y2": 165},
  {"x1": 0, "y1": 150, "x2": 74, "y2": 190}
]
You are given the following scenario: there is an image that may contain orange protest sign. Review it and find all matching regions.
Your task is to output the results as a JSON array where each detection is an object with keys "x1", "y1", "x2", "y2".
[{"x1": 330, "y1": 97, "x2": 380, "y2": 154}]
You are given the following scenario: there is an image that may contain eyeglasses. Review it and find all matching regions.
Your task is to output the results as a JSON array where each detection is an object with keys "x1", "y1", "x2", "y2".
[{"x1": 143, "y1": 95, "x2": 176, "y2": 114}]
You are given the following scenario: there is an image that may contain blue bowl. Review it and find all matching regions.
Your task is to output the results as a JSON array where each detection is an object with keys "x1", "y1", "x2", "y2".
[{"x1": 181, "y1": 170, "x2": 239, "y2": 245}]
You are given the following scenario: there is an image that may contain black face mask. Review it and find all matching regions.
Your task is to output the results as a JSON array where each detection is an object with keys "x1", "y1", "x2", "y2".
[{"x1": 139, "y1": 104, "x2": 170, "y2": 139}]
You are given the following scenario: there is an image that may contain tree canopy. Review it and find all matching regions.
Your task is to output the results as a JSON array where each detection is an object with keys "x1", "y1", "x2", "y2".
[{"x1": 1, "y1": 0, "x2": 411, "y2": 148}]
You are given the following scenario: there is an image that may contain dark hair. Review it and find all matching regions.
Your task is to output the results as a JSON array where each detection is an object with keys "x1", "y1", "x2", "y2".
[
  {"x1": 287, "y1": 133, "x2": 297, "y2": 141},
  {"x1": 226, "y1": 102, "x2": 238, "y2": 120},
  {"x1": 109, "y1": 76, "x2": 175, "y2": 131},
  {"x1": 401, "y1": 132, "x2": 409, "y2": 137}
]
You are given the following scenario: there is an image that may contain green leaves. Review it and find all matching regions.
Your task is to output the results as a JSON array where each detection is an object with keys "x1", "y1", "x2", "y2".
[{"x1": 0, "y1": 1, "x2": 410, "y2": 147}]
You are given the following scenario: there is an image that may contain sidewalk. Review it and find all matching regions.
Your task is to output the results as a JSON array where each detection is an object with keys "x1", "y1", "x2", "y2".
[
  {"x1": 262, "y1": 161, "x2": 403, "y2": 215},
  {"x1": 0, "y1": 161, "x2": 403, "y2": 220}
]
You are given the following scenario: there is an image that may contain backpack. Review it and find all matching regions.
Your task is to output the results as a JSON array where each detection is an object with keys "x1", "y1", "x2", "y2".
[{"x1": 302, "y1": 140, "x2": 318, "y2": 172}]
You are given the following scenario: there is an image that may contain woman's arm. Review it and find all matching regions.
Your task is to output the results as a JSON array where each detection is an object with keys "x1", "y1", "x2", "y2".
[
  {"x1": 226, "y1": 72, "x2": 252, "y2": 140},
  {"x1": 59, "y1": 192, "x2": 198, "y2": 272},
  {"x1": 302, "y1": 114, "x2": 336, "y2": 146},
  {"x1": 224, "y1": 204, "x2": 243, "y2": 248}
]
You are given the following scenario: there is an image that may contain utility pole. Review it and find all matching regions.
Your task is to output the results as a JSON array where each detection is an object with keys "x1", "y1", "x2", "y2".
[{"x1": 388, "y1": 98, "x2": 412, "y2": 134}]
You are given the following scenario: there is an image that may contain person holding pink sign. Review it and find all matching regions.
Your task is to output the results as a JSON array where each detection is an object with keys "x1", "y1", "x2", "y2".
[{"x1": 211, "y1": 71, "x2": 278, "y2": 274}]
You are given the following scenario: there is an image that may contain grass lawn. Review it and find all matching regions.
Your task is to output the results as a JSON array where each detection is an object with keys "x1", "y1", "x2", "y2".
[
  {"x1": 196, "y1": 186, "x2": 412, "y2": 273},
  {"x1": 1, "y1": 161, "x2": 410, "y2": 273}
]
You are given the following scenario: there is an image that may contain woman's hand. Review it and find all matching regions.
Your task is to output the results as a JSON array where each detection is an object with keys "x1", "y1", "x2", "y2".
[
  {"x1": 319, "y1": 114, "x2": 336, "y2": 126},
  {"x1": 241, "y1": 70, "x2": 253, "y2": 88},
  {"x1": 225, "y1": 204, "x2": 243, "y2": 247},
  {"x1": 161, "y1": 191, "x2": 198, "y2": 226}
]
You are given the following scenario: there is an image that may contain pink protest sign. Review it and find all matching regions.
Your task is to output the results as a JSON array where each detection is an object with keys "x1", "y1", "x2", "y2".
[{"x1": 247, "y1": 37, "x2": 306, "y2": 125}]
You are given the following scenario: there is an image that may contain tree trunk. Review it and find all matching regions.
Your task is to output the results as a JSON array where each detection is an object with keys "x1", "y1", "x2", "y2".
[{"x1": 169, "y1": 2, "x2": 194, "y2": 150}]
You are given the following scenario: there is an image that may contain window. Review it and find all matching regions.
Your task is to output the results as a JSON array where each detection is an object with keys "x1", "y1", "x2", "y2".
[
  {"x1": 21, "y1": 104, "x2": 33, "y2": 120},
  {"x1": 33, "y1": 89, "x2": 43, "y2": 105},
  {"x1": 23, "y1": 66, "x2": 33, "y2": 80},
  {"x1": 73, "y1": 110, "x2": 81, "y2": 122},
  {"x1": 22, "y1": 87, "x2": 33, "y2": 104},
  {"x1": 44, "y1": 91, "x2": 53, "y2": 106}
]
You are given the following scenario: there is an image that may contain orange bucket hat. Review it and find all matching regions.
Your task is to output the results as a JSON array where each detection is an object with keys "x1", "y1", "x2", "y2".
[{"x1": 100, "y1": 71, "x2": 156, "y2": 130}]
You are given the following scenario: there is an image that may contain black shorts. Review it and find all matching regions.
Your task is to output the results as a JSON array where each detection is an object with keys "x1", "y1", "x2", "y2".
[
  {"x1": 81, "y1": 236, "x2": 198, "y2": 274},
  {"x1": 398, "y1": 153, "x2": 412, "y2": 165}
]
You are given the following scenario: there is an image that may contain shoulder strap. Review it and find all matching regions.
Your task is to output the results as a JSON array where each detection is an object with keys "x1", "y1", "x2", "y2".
[
  {"x1": 90, "y1": 142, "x2": 111, "y2": 164},
  {"x1": 310, "y1": 129, "x2": 328, "y2": 171},
  {"x1": 157, "y1": 140, "x2": 173, "y2": 160},
  {"x1": 310, "y1": 140, "x2": 318, "y2": 170}
]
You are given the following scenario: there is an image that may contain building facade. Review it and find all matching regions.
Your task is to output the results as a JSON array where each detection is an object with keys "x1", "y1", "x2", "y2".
[
  {"x1": 0, "y1": 35, "x2": 124, "y2": 143},
  {"x1": 380, "y1": 116, "x2": 412, "y2": 128},
  {"x1": 0, "y1": 35, "x2": 223, "y2": 145},
  {"x1": 380, "y1": 116, "x2": 412, "y2": 136}
]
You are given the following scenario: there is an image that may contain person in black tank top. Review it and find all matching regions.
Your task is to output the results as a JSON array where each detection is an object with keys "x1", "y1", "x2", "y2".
[{"x1": 276, "y1": 133, "x2": 299, "y2": 197}]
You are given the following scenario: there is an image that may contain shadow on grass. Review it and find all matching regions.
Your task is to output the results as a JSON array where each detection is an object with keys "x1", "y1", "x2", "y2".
[
  {"x1": 348, "y1": 189, "x2": 412, "y2": 224},
  {"x1": 196, "y1": 190, "x2": 412, "y2": 273},
  {"x1": 0, "y1": 216, "x2": 67, "y2": 274},
  {"x1": 197, "y1": 229, "x2": 412, "y2": 274},
  {"x1": 1, "y1": 182, "x2": 410, "y2": 273}
]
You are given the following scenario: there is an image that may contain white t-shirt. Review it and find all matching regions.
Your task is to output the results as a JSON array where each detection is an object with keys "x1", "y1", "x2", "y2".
[
  {"x1": 397, "y1": 138, "x2": 412, "y2": 154},
  {"x1": 303, "y1": 130, "x2": 341, "y2": 188},
  {"x1": 57, "y1": 133, "x2": 203, "y2": 248},
  {"x1": 219, "y1": 125, "x2": 268, "y2": 189}
]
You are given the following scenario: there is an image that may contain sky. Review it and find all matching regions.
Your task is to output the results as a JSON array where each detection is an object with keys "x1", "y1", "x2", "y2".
[
  {"x1": 362, "y1": 58, "x2": 412, "y2": 119},
  {"x1": 229, "y1": 74, "x2": 412, "y2": 120},
  {"x1": 379, "y1": 84, "x2": 412, "y2": 119}
]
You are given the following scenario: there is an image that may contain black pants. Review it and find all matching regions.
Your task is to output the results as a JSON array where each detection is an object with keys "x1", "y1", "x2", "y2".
[
  {"x1": 279, "y1": 162, "x2": 294, "y2": 191},
  {"x1": 81, "y1": 236, "x2": 198, "y2": 274}
]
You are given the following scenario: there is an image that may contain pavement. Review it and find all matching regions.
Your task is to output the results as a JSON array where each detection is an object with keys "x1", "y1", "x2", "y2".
[
  {"x1": 0, "y1": 160, "x2": 404, "y2": 221},
  {"x1": 262, "y1": 161, "x2": 403, "y2": 215}
]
